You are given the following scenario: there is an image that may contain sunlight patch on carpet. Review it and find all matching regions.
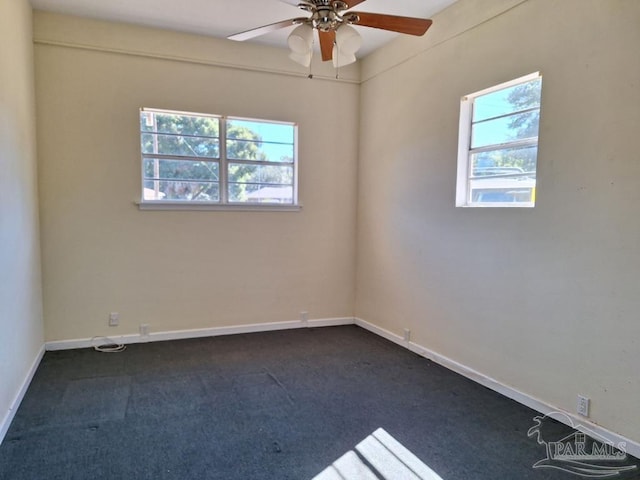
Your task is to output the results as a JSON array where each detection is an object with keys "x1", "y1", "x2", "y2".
[{"x1": 313, "y1": 428, "x2": 444, "y2": 480}]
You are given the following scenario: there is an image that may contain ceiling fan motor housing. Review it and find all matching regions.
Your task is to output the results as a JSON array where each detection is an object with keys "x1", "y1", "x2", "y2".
[
  {"x1": 313, "y1": 10, "x2": 337, "y2": 31},
  {"x1": 302, "y1": 0, "x2": 353, "y2": 32}
]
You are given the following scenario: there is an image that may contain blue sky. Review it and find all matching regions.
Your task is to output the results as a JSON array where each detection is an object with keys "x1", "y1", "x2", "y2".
[{"x1": 228, "y1": 118, "x2": 295, "y2": 162}]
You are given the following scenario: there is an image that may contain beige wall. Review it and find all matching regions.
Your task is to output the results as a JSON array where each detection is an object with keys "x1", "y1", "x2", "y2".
[
  {"x1": 0, "y1": 0, "x2": 44, "y2": 434},
  {"x1": 356, "y1": 0, "x2": 640, "y2": 442},
  {"x1": 34, "y1": 13, "x2": 359, "y2": 341}
]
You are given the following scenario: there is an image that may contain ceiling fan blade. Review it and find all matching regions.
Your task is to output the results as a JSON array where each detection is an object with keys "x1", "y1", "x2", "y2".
[
  {"x1": 349, "y1": 12, "x2": 432, "y2": 36},
  {"x1": 279, "y1": 0, "x2": 312, "y2": 6},
  {"x1": 318, "y1": 30, "x2": 336, "y2": 61},
  {"x1": 343, "y1": 0, "x2": 367, "y2": 8},
  {"x1": 228, "y1": 18, "x2": 302, "y2": 41}
]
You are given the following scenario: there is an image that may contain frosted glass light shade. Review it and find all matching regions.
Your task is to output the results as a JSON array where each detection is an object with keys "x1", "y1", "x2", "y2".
[
  {"x1": 288, "y1": 24, "x2": 314, "y2": 54},
  {"x1": 335, "y1": 24, "x2": 362, "y2": 54}
]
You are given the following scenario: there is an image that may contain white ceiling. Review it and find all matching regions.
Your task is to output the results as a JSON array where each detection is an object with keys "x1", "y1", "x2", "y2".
[{"x1": 29, "y1": 0, "x2": 458, "y2": 57}]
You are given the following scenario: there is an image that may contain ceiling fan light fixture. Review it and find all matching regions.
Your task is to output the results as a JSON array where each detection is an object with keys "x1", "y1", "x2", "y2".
[
  {"x1": 335, "y1": 24, "x2": 362, "y2": 55},
  {"x1": 287, "y1": 23, "x2": 314, "y2": 54}
]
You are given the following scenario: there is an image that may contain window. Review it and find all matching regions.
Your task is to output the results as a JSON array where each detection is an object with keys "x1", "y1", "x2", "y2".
[
  {"x1": 456, "y1": 72, "x2": 542, "y2": 207},
  {"x1": 140, "y1": 108, "x2": 298, "y2": 209}
]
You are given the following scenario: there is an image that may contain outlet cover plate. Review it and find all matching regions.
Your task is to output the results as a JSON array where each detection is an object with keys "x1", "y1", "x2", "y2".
[{"x1": 577, "y1": 395, "x2": 590, "y2": 417}]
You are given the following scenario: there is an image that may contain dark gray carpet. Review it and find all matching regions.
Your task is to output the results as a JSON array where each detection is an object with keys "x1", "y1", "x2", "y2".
[{"x1": 0, "y1": 326, "x2": 638, "y2": 479}]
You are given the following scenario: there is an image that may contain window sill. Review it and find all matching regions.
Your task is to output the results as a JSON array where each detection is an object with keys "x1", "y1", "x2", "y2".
[
  {"x1": 136, "y1": 201, "x2": 303, "y2": 212},
  {"x1": 456, "y1": 202, "x2": 534, "y2": 208}
]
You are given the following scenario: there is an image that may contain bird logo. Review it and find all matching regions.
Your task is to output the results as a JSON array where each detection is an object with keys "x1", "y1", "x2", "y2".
[{"x1": 527, "y1": 412, "x2": 638, "y2": 478}]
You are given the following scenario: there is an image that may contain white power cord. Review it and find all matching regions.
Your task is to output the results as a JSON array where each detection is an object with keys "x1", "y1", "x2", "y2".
[{"x1": 91, "y1": 336, "x2": 126, "y2": 353}]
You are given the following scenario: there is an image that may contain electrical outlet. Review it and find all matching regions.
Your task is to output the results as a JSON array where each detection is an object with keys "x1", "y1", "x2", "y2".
[
  {"x1": 109, "y1": 312, "x2": 119, "y2": 327},
  {"x1": 139, "y1": 324, "x2": 149, "y2": 336},
  {"x1": 403, "y1": 329, "x2": 411, "y2": 342},
  {"x1": 300, "y1": 311, "x2": 308, "y2": 323},
  {"x1": 577, "y1": 395, "x2": 590, "y2": 417}
]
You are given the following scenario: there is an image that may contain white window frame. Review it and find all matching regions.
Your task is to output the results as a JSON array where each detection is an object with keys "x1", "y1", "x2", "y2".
[
  {"x1": 138, "y1": 108, "x2": 300, "y2": 211},
  {"x1": 456, "y1": 72, "x2": 541, "y2": 208}
]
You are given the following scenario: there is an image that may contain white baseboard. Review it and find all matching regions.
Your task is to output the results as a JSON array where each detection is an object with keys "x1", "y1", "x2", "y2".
[
  {"x1": 307, "y1": 317, "x2": 355, "y2": 328},
  {"x1": 0, "y1": 345, "x2": 45, "y2": 445},
  {"x1": 45, "y1": 317, "x2": 355, "y2": 351},
  {"x1": 354, "y1": 317, "x2": 640, "y2": 460}
]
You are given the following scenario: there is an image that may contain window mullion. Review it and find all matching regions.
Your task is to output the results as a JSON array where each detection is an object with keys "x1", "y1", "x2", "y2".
[
  {"x1": 142, "y1": 131, "x2": 219, "y2": 140},
  {"x1": 471, "y1": 105, "x2": 540, "y2": 125},
  {"x1": 469, "y1": 137, "x2": 538, "y2": 155},
  {"x1": 227, "y1": 159, "x2": 293, "y2": 167},
  {"x1": 467, "y1": 101, "x2": 474, "y2": 205},
  {"x1": 220, "y1": 117, "x2": 228, "y2": 204},
  {"x1": 142, "y1": 153, "x2": 219, "y2": 162},
  {"x1": 293, "y1": 126, "x2": 299, "y2": 205}
]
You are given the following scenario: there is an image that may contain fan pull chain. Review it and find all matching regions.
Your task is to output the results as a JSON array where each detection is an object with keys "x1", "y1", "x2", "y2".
[{"x1": 308, "y1": 37, "x2": 315, "y2": 79}]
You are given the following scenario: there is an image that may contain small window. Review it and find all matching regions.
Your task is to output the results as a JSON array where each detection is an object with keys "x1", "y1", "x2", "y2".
[
  {"x1": 140, "y1": 108, "x2": 298, "y2": 208},
  {"x1": 456, "y1": 72, "x2": 542, "y2": 207}
]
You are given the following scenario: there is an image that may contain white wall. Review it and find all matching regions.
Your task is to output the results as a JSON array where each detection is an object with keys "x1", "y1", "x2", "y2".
[
  {"x1": 0, "y1": 0, "x2": 45, "y2": 439},
  {"x1": 34, "y1": 13, "x2": 359, "y2": 342},
  {"x1": 356, "y1": 0, "x2": 640, "y2": 443}
]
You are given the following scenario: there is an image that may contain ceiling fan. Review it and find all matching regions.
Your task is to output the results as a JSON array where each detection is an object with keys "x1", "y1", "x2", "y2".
[{"x1": 228, "y1": 0, "x2": 433, "y2": 67}]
